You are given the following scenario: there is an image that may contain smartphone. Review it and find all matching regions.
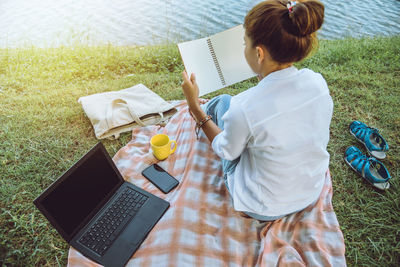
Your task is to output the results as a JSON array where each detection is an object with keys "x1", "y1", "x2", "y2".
[{"x1": 141, "y1": 164, "x2": 179, "y2": 194}]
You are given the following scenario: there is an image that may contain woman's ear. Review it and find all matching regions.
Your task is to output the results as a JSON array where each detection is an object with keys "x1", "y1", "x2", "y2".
[{"x1": 256, "y1": 46, "x2": 265, "y2": 64}]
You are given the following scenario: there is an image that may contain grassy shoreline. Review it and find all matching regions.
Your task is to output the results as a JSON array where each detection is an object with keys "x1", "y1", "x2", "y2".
[{"x1": 1, "y1": 36, "x2": 399, "y2": 266}]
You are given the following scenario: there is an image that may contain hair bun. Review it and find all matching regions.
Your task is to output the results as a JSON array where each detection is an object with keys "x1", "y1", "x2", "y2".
[{"x1": 286, "y1": 0, "x2": 324, "y2": 37}]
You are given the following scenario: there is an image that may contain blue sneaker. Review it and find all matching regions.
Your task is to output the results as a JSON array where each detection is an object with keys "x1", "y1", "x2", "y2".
[
  {"x1": 344, "y1": 146, "x2": 391, "y2": 190},
  {"x1": 349, "y1": 121, "x2": 389, "y2": 159}
]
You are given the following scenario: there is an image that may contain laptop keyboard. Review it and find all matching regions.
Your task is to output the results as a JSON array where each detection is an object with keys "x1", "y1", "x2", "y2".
[{"x1": 79, "y1": 187, "x2": 148, "y2": 256}]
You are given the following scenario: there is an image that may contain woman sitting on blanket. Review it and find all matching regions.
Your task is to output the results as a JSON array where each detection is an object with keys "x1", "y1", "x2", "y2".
[{"x1": 181, "y1": 0, "x2": 332, "y2": 221}]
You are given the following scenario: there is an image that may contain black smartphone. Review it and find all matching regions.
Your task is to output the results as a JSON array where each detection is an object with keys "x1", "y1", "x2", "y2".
[{"x1": 141, "y1": 164, "x2": 179, "y2": 194}]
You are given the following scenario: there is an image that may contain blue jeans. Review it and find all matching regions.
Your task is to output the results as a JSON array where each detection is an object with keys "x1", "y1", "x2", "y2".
[{"x1": 202, "y1": 95, "x2": 284, "y2": 221}]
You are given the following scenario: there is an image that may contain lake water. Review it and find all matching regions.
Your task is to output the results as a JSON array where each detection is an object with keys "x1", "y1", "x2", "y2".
[{"x1": 0, "y1": 0, "x2": 399, "y2": 48}]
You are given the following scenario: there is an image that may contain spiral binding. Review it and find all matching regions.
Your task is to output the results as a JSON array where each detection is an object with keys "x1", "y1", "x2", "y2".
[{"x1": 207, "y1": 38, "x2": 226, "y2": 86}]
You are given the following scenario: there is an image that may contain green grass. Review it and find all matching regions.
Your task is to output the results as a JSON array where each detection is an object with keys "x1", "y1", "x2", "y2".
[{"x1": 1, "y1": 36, "x2": 399, "y2": 266}]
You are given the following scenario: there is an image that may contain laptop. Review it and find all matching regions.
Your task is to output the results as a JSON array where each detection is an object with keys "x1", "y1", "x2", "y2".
[{"x1": 34, "y1": 142, "x2": 169, "y2": 267}]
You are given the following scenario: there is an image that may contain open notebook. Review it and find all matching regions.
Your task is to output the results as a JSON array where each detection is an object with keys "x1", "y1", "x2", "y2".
[{"x1": 178, "y1": 25, "x2": 255, "y2": 96}]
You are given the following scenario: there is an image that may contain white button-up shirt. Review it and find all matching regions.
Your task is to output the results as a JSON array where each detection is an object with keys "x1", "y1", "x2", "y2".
[{"x1": 212, "y1": 66, "x2": 333, "y2": 216}]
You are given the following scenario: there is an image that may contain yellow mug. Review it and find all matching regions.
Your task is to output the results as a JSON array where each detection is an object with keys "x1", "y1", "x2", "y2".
[{"x1": 150, "y1": 134, "x2": 177, "y2": 160}]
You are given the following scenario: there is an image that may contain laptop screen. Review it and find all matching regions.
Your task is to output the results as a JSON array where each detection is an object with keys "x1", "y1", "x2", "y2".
[{"x1": 38, "y1": 144, "x2": 122, "y2": 240}]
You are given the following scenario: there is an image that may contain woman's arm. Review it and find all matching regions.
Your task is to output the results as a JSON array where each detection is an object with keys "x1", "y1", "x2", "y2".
[{"x1": 181, "y1": 71, "x2": 222, "y2": 142}]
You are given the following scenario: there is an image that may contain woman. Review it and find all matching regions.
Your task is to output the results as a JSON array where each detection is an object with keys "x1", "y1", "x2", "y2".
[{"x1": 181, "y1": 0, "x2": 332, "y2": 221}]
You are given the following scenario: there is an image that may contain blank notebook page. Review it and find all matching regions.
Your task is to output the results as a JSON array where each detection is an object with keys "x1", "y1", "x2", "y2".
[
  {"x1": 178, "y1": 37, "x2": 222, "y2": 96},
  {"x1": 210, "y1": 25, "x2": 255, "y2": 87}
]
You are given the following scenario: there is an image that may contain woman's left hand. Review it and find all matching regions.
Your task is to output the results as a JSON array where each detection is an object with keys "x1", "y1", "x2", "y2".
[
  {"x1": 181, "y1": 70, "x2": 200, "y2": 109},
  {"x1": 181, "y1": 70, "x2": 221, "y2": 142}
]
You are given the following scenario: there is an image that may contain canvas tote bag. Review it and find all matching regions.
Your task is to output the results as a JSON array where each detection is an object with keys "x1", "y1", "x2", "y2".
[{"x1": 78, "y1": 84, "x2": 177, "y2": 139}]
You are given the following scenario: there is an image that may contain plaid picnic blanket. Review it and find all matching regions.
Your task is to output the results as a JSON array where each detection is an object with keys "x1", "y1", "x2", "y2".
[{"x1": 68, "y1": 101, "x2": 346, "y2": 267}]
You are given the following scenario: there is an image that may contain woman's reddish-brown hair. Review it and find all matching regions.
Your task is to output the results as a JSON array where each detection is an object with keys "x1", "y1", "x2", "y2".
[{"x1": 244, "y1": 0, "x2": 324, "y2": 63}]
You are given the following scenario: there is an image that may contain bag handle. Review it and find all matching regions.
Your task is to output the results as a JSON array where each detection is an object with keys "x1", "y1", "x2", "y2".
[{"x1": 106, "y1": 99, "x2": 164, "y2": 129}]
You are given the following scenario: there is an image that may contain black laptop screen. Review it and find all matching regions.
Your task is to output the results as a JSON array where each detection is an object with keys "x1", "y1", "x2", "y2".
[{"x1": 40, "y1": 146, "x2": 122, "y2": 238}]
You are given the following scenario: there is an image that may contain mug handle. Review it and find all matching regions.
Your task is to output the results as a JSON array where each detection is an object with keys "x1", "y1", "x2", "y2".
[{"x1": 170, "y1": 140, "x2": 177, "y2": 154}]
